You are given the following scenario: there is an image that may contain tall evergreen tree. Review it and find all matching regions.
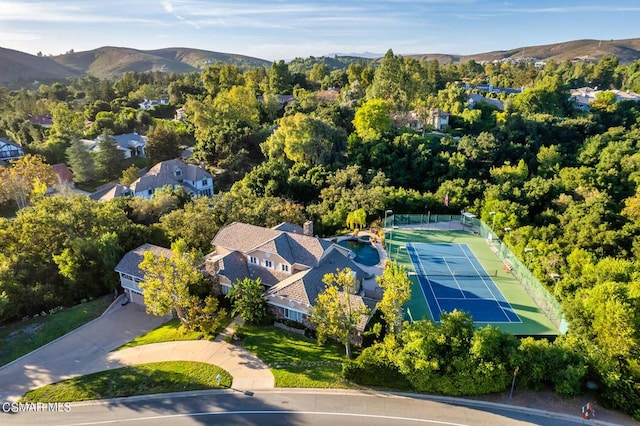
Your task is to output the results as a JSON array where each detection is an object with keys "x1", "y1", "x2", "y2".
[
  {"x1": 66, "y1": 139, "x2": 95, "y2": 183},
  {"x1": 95, "y1": 130, "x2": 124, "y2": 181}
]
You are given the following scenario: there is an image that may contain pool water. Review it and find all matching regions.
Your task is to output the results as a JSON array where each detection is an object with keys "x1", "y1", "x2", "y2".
[{"x1": 338, "y1": 239, "x2": 380, "y2": 266}]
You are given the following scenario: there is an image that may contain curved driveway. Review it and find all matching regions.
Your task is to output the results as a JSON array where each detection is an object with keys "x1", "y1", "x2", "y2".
[{"x1": 0, "y1": 301, "x2": 273, "y2": 403}]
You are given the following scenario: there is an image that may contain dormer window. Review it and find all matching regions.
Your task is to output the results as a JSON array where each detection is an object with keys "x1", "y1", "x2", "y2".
[{"x1": 174, "y1": 168, "x2": 182, "y2": 177}]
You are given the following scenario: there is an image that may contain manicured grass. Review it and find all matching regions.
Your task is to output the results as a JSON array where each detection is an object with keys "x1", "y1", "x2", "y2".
[
  {"x1": 240, "y1": 324, "x2": 352, "y2": 388},
  {"x1": 20, "y1": 361, "x2": 232, "y2": 403},
  {"x1": 117, "y1": 318, "x2": 203, "y2": 350},
  {"x1": 0, "y1": 296, "x2": 113, "y2": 367}
]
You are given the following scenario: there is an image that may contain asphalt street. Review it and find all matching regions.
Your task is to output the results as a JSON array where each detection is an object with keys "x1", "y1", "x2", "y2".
[{"x1": 1, "y1": 389, "x2": 610, "y2": 426}]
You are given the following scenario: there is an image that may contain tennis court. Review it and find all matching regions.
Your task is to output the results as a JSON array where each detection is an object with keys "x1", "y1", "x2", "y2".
[
  {"x1": 387, "y1": 227, "x2": 560, "y2": 336},
  {"x1": 407, "y1": 243, "x2": 520, "y2": 323}
]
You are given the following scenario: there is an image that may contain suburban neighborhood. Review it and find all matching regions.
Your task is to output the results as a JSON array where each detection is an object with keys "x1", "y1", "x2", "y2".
[{"x1": 2, "y1": 32, "x2": 640, "y2": 424}]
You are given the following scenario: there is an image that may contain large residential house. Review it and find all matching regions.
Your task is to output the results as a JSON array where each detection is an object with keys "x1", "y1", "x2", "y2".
[
  {"x1": 392, "y1": 108, "x2": 450, "y2": 133},
  {"x1": 80, "y1": 133, "x2": 147, "y2": 159},
  {"x1": 115, "y1": 243, "x2": 172, "y2": 305},
  {"x1": 129, "y1": 158, "x2": 213, "y2": 199},
  {"x1": 0, "y1": 138, "x2": 24, "y2": 163},
  {"x1": 205, "y1": 222, "x2": 376, "y2": 336},
  {"x1": 570, "y1": 87, "x2": 640, "y2": 111}
]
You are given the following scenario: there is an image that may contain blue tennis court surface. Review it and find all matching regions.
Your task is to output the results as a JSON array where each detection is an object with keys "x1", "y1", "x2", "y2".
[{"x1": 407, "y1": 243, "x2": 521, "y2": 323}]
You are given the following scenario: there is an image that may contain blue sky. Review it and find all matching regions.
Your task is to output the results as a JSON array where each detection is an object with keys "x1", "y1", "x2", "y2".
[{"x1": 0, "y1": 0, "x2": 639, "y2": 60}]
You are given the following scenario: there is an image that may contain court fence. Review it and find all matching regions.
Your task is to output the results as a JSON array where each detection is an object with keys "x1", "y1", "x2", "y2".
[{"x1": 385, "y1": 213, "x2": 564, "y2": 330}]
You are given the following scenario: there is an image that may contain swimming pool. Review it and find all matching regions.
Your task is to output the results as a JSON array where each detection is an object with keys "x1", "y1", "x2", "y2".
[{"x1": 338, "y1": 238, "x2": 380, "y2": 266}]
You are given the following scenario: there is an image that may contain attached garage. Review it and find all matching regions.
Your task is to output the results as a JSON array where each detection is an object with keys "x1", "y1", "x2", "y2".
[{"x1": 114, "y1": 243, "x2": 173, "y2": 307}]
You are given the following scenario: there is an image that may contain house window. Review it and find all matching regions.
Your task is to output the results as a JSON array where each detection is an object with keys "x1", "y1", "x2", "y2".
[
  {"x1": 134, "y1": 278, "x2": 144, "y2": 283},
  {"x1": 221, "y1": 284, "x2": 231, "y2": 295},
  {"x1": 281, "y1": 264, "x2": 289, "y2": 272},
  {"x1": 284, "y1": 308, "x2": 303, "y2": 323},
  {"x1": 249, "y1": 256, "x2": 258, "y2": 265},
  {"x1": 264, "y1": 260, "x2": 273, "y2": 268},
  {"x1": 147, "y1": 189, "x2": 153, "y2": 196},
  {"x1": 175, "y1": 169, "x2": 182, "y2": 177},
  {"x1": 121, "y1": 273, "x2": 133, "y2": 281},
  {"x1": 202, "y1": 178, "x2": 208, "y2": 185}
]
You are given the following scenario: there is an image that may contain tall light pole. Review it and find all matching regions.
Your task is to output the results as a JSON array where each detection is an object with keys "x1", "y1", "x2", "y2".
[
  {"x1": 489, "y1": 211, "x2": 496, "y2": 234},
  {"x1": 384, "y1": 209, "x2": 393, "y2": 229},
  {"x1": 383, "y1": 209, "x2": 393, "y2": 252}
]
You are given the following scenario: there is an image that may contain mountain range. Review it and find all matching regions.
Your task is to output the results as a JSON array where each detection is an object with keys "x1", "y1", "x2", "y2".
[{"x1": 1, "y1": 38, "x2": 640, "y2": 86}]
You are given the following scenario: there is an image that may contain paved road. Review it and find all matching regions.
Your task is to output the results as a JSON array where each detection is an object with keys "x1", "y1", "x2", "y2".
[
  {"x1": 1, "y1": 390, "x2": 615, "y2": 426},
  {"x1": 0, "y1": 302, "x2": 273, "y2": 403}
]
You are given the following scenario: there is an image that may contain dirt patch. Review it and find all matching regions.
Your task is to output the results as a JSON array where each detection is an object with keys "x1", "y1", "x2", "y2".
[{"x1": 471, "y1": 389, "x2": 638, "y2": 425}]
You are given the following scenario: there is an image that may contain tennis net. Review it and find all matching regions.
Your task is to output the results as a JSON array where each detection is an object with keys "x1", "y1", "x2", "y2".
[{"x1": 419, "y1": 269, "x2": 498, "y2": 278}]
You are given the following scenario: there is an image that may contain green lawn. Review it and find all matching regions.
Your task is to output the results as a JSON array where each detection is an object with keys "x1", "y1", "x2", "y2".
[
  {"x1": 240, "y1": 325, "x2": 352, "y2": 388},
  {"x1": 0, "y1": 296, "x2": 113, "y2": 367},
  {"x1": 20, "y1": 361, "x2": 232, "y2": 403},
  {"x1": 116, "y1": 318, "x2": 203, "y2": 350}
]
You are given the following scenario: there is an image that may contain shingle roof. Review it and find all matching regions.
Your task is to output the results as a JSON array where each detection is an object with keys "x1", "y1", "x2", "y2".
[
  {"x1": 51, "y1": 163, "x2": 74, "y2": 184},
  {"x1": 272, "y1": 222, "x2": 304, "y2": 234},
  {"x1": 89, "y1": 184, "x2": 130, "y2": 201},
  {"x1": 212, "y1": 222, "x2": 328, "y2": 268},
  {"x1": 205, "y1": 251, "x2": 249, "y2": 285},
  {"x1": 266, "y1": 248, "x2": 366, "y2": 306},
  {"x1": 114, "y1": 243, "x2": 172, "y2": 277},
  {"x1": 129, "y1": 158, "x2": 212, "y2": 194},
  {"x1": 266, "y1": 249, "x2": 375, "y2": 331}
]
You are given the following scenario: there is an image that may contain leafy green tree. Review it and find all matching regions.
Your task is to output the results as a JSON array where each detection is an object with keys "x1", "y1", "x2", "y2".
[
  {"x1": 346, "y1": 208, "x2": 367, "y2": 230},
  {"x1": 145, "y1": 122, "x2": 181, "y2": 167},
  {"x1": 138, "y1": 239, "x2": 203, "y2": 328},
  {"x1": 0, "y1": 154, "x2": 57, "y2": 208},
  {"x1": 159, "y1": 197, "x2": 219, "y2": 252},
  {"x1": 262, "y1": 112, "x2": 345, "y2": 166},
  {"x1": 376, "y1": 262, "x2": 411, "y2": 334},
  {"x1": 227, "y1": 277, "x2": 267, "y2": 325},
  {"x1": 66, "y1": 139, "x2": 95, "y2": 183},
  {"x1": 352, "y1": 99, "x2": 392, "y2": 142},
  {"x1": 269, "y1": 60, "x2": 293, "y2": 94},
  {"x1": 311, "y1": 268, "x2": 371, "y2": 358},
  {"x1": 366, "y1": 50, "x2": 407, "y2": 110},
  {"x1": 120, "y1": 165, "x2": 140, "y2": 185}
]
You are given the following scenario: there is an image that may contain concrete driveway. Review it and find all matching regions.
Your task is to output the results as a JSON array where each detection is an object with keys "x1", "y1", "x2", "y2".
[
  {"x1": 0, "y1": 301, "x2": 171, "y2": 402},
  {"x1": 0, "y1": 300, "x2": 274, "y2": 403}
]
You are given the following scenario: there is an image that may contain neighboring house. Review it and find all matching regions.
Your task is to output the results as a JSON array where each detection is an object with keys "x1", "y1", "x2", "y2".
[
  {"x1": 51, "y1": 163, "x2": 74, "y2": 187},
  {"x1": 0, "y1": 138, "x2": 24, "y2": 162},
  {"x1": 89, "y1": 183, "x2": 131, "y2": 202},
  {"x1": 129, "y1": 158, "x2": 213, "y2": 199},
  {"x1": 467, "y1": 93, "x2": 504, "y2": 111},
  {"x1": 426, "y1": 108, "x2": 450, "y2": 132},
  {"x1": 138, "y1": 98, "x2": 168, "y2": 110},
  {"x1": 28, "y1": 115, "x2": 53, "y2": 127},
  {"x1": 570, "y1": 87, "x2": 640, "y2": 111},
  {"x1": 81, "y1": 133, "x2": 147, "y2": 159},
  {"x1": 115, "y1": 243, "x2": 172, "y2": 305},
  {"x1": 204, "y1": 222, "x2": 375, "y2": 339},
  {"x1": 89, "y1": 158, "x2": 213, "y2": 201}
]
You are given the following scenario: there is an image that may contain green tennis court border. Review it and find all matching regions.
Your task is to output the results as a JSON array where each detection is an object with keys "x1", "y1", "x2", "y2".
[{"x1": 388, "y1": 229, "x2": 560, "y2": 336}]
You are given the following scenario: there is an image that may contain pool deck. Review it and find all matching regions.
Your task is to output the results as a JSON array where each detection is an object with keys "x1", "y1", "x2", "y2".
[{"x1": 332, "y1": 232, "x2": 387, "y2": 300}]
